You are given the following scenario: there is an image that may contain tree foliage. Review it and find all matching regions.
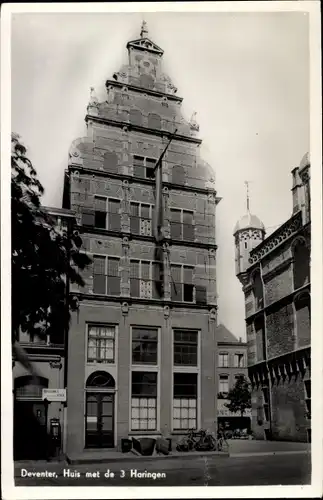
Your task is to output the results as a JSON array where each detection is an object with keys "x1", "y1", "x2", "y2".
[
  {"x1": 225, "y1": 375, "x2": 251, "y2": 417},
  {"x1": 11, "y1": 133, "x2": 92, "y2": 345}
]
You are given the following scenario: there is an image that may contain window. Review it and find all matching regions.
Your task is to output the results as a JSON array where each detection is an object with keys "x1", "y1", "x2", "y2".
[
  {"x1": 293, "y1": 239, "x2": 310, "y2": 290},
  {"x1": 171, "y1": 264, "x2": 194, "y2": 302},
  {"x1": 148, "y1": 113, "x2": 161, "y2": 130},
  {"x1": 129, "y1": 109, "x2": 143, "y2": 126},
  {"x1": 94, "y1": 197, "x2": 121, "y2": 231},
  {"x1": 173, "y1": 330, "x2": 198, "y2": 366},
  {"x1": 131, "y1": 372, "x2": 157, "y2": 430},
  {"x1": 234, "y1": 353, "x2": 244, "y2": 368},
  {"x1": 252, "y1": 270, "x2": 264, "y2": 310},
  {"x1": 304, "y1": 380, "x2": 311, "y2": 419},
  {"x1": 130, "y1": 260, "x2": 162, "y2": 299},
  {"x1": 219, "y1": 375, "x2": 229, "y2": 395},
  {"x1": 133, "y1": 155, "x2": 156, "y2": 179},
  {"x1": 93, "y1": 256, "x2": 120, "y2": 295},
  {"x1": 94, "y1": 196, "x2": 106, "y2": 228},
  {"x1": 219, "y1": 353, "x2": 229, "y2": 368},
  {"x1": 170, "y1": 209, "x2": 194, "y2": 241},
  {"x1": 262, "y1": 385, "x2": 270, "y2": 421},
  {"x1": 132, "y1": 327, "x2": 158, "y2": 365},
  {"x1": 130, "y1": 202, "x2": 153, "y2": 236},
  {"x1": 87, "y1": 325, "x2": 115, "y2": 363},
  {"x1": 173, "y1": 373, "x2": 197, "y2": 430}
]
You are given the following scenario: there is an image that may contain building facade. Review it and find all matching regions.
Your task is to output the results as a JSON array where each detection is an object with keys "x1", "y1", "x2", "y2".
[
  {"x1": 12, "y1": 207, "x2": 73, "y2": 459},
  {"x1": 216, "y1": 324, "x2": 251, "y2": 431},
  {"x1": 234, "y1": 153, "x2": 311, "y2": 442},
  {"x1": 62, "y1": 25, "x2": 220, "y2": 456}
]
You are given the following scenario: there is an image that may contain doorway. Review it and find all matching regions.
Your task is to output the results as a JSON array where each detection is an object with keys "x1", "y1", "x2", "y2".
[
  {"x1": 85, "y1": 371, "x2": 116, "y2": 449},
  {"x1": 85, "y1": 393, "x2": 114, "y2": 448}
]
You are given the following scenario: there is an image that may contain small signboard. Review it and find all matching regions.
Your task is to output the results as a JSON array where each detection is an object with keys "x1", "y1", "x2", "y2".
[{"x1": 42, "y1": 389, "x2": 66, "y2": 402}]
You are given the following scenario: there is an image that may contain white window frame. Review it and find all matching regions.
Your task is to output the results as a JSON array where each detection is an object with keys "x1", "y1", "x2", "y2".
[
  {"x1": 171, "y1": 329, "x2": 201, "y2": 432},
  {"x1": 86, "y1": 323, "x2": 117, "y2": 364},
  {"x1": 219, "y1": 352, "x2": 229, "y2": 368},
  {"x1": 219, "y1": 375, "x2": 229, "y2": 394},
  {"x1": 129, "y1": 326, "x2": 161, "y2": 433},
  {"x1": 130, "y1": 259, "x2": 161, "y2": 299}
]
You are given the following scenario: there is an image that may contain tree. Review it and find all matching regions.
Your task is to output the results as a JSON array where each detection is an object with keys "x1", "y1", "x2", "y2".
[
  {"x1": 11, "y1": 133, "x2": 91, "y2": 375},
  {"x1": 225, "y1": 375, "x2": 251, "y2": 417}
]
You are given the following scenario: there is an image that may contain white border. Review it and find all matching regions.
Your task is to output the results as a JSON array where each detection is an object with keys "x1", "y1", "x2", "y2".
[{"x1": 1, "y1": 2, "x2": 322, "y2": 499}]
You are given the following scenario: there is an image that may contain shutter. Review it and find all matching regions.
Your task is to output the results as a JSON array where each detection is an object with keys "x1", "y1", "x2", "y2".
[{"x1": 108, "y1": 199, "x2": 121, "y2": 231}]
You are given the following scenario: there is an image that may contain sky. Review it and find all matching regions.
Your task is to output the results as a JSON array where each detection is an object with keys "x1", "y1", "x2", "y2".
[{"x1": 11, "y1": 11, "x2": 310, "y2": 340}]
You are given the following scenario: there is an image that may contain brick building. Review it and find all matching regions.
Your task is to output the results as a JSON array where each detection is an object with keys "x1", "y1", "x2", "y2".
[
  {"x1": 62, "y1": 24, "x2": 220, "y2": 456},
  {"x1": 234, "y1": 153, "x2": 311, "y2": 442},
  {"x1": 216, "y1": 324, "x2": 251, "y2": 431},
  {"x1": 12, "y1": 207, "x2": 73, "y2": 459}
]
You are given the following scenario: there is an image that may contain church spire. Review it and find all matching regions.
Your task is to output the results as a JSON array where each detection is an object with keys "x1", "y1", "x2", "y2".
[{"x1": 140, "y1": 20, "x2": 148, "y2": 38}]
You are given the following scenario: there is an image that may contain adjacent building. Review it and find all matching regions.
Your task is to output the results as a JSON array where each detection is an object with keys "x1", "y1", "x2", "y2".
[
  {"x1": 12, "y1": 207, "x2": 74, "y2": 459},
  {"x1": 62, "y1": 24, "x2": 220, "y2": 456},
  {"x1": 234, "y1": 153, "x2": 311, "y2": 442},
  {"x1": 216, "y1": 324, "x2": 251, "y2": 431}
]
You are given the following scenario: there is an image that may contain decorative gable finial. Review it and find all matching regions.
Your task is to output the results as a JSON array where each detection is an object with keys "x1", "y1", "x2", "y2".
[
  {"x1": 190, "y1": 111, "x2": 199, "y2": 132},
  {"x1": 89, "y1": 87, "x2": 98, "y2": 105},
  {"x1": 140, "y1": 20, "x2": 148, "y2": 38}
]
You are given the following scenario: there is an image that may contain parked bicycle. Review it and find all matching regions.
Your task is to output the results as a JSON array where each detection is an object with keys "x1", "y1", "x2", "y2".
[{"x1": 176, "y1": 428, "x2": 217, "y2": 452}]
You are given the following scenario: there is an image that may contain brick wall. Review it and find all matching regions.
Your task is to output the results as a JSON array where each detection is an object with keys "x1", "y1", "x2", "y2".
[{"x1": 266, "y1": 303, "x2": 294, "y2": 358}]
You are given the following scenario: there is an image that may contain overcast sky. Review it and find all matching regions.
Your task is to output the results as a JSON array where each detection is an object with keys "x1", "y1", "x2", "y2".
[{"x1": 11, "y1": 11, "x2": 310, "y2": 339}]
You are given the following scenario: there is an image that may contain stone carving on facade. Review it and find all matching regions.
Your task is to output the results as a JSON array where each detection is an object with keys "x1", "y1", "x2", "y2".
[
  {"x1": 248, "y1": 211, "x2": 302, "y2": 265},
  {"x1": 121, "y1": 302, "x2": 129, "y2": 316},
  {"x1": 160, "y1": 73, "x2": 178, "y2": 95},
  {"x1": 163, "y1": 305, "x2": 170, "y2": 319},
  {"x1": 87, "y1": 87, "x2": 99, "y2": 116},
  {"x1": 209, "y1": 308, "x2": 217, "y2": 321},
  {"x1": 50, "y1": 359, "x2": 62, "y2": 369}
]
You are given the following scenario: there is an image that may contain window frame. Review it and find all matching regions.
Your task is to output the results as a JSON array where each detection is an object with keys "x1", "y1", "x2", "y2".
[
  {"x1": 93, "y1": 196, "x2": 121, "y2": 231},
  {"x1": 86, "y1": 324, "x2": 116, "y2": 364},
  {"x1": 218, "y1": 352, "x2": 229, "y2": 368},
  {"x1": 133, "y1": 155, "x2": 157, "y2": 180},
  {"x1": 234, "y1": 353, "x2": 245, "y2": 368},
  {"x1": 173, "y1": 329, "x2": 198, "y2": 366},
  {"x1": 170, "y1": 263, "x2": 195, "y2": 303},
  {"x1": 170, "y1": 207, "x2": 195, "y2": 241},
  {"x1": 130, "y1": 259, "x2": 163, "y2": 299},
  {"x1": 130, "y1": 201, "x2": 154, "y2": 236},
  {"x1": 93, "y1": 255, "x2": 121, "y2": 296},
  {"x1": 219, "y1": 375, "x2": 229, "y2": 395},
  {"x1": 173, "y1": 373, "x2": 198, "y2": 431},
  {"x1": 131, "y1": 327, "x2": 158, "y2": 365},
  {"x1": 131, "y1": 371, "x2": 158, "y2": 431}
]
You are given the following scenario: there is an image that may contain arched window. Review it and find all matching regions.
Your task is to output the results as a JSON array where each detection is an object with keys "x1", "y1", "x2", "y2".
[
  {"x1": 139, "y1": 74, "x2": 154, "y2": 90},
  {"x1": 103, "y1": 151, "x2": 118, "y2": 174},
  {"x1": 86, "y1": 371, "x2": 116, "y2": 389},
  {"x1": 148, "y1": 113, "x2": 161, "y2": 130},
  {"x1": 294, "y1": 293, "x2": 311, "y2": 348},
  {"x1": 14, "y1": 376, "x2": 48, "y2": 400},
  {"x1": 252, "y1": 269, "x2": 264, "y2": 310},
  {"x1": 292, "y1": 239, "x2": 310, "y2": 290},
  {"x1": 129, "y1": 109, "x2": 143, "y2": 127},
  {"x1": 172, "y1": 165, "x2": 185, "y2": 185},
  {"x1": 254, "y1": 314, "x2": 265, "y2": 363}
]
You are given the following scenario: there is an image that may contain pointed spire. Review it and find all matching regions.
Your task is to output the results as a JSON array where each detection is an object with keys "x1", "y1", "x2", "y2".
[
  {"x1": 245, "y1": 181, "x2": 250, "y2": 212},
  {"x1": 140, "y1": 20, "x2": 148, "y2": 38}
]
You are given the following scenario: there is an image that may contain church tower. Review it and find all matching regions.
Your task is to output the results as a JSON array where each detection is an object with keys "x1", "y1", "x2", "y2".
[{"x1": 233, "y1": 182, "x2": 265, "y2": 284}]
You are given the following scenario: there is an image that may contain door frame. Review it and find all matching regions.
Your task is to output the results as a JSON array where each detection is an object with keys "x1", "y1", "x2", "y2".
[{"x1": 85, "y1": 389, "x2": 116, "y2": 448}]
